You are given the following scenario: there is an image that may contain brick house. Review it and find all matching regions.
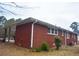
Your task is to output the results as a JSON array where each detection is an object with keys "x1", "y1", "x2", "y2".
[{"x1": 15, "y1": 17, "x2": 78, "y2": 48}]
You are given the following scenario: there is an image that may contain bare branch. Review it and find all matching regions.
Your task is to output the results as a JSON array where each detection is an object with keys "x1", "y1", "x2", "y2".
[
  {"x1": 0, "y1": 2, "x2": 39, "y2": 15},
  {"x1": 0, "y1": 3, "x2": 15, "y2": 7},
  {"x1": 0, "y1": 6, "x2": 17, "y2": 15},
  {"x1": 10, "y1": 2, "x2": 39, "y2": 9},
  {"x1": 0, "y1": 2, "x2": 24, "y2": 8},
  {"x1": 11, "y1": 2, "x2": 24, "y2": 8}
]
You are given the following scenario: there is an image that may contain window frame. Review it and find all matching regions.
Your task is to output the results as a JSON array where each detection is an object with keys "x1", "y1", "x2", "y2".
[
  {"x1": 48, "y1": 28, "x2": 58, "y2": 35},
  {"x1": 67, "y1": 32, "x2": 70, "y2": 39}
]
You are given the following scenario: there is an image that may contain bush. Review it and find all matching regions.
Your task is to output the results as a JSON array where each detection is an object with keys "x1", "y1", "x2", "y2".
[
  {"x1": 31, "y1": 48, "x2": 41, "y2": 52},
  {"x1": 40, "y1": 42, "x2": 49, "y2": 51},
  {"x1": 32, "y1": 42, "x2": 49, "y2": 52},
  {"x1": 55, "y1": 36, "x2": 61, "y2": 50},
  {"x1": 35, "y1": 48, "x2": 41, "y2": 52}
]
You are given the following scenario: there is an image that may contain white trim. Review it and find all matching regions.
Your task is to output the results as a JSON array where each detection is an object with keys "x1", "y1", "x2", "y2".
[
  {"x1": 62, "y1": 30, "x2": 64, "y2": 36},
  {"x1": 48, "y1": 33, "x2": 57, "y2": 35},
  {"x1": 67, "y1": 32, "x2": 70, "y2": 39},
  {"x1": 30, "y1": 20, "x2": 37, "y2": 48},
  {"x1": 54, "y1": 28, "x2": 55, "y2": 34},
  {"x1": 48, "y1": 28, "x2": 58, "y2": 35},
  {"x1": 50, "y1": 29, "x2": 52, "y2": 33},
  {"x1": 57, "y1": 29, "x2": 58, "y2": 35}
]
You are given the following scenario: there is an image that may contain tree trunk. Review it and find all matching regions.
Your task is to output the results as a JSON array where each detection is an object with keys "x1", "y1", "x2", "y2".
[
  {"x1": 8, "y1": 27, "x2": 11, "y2": 42},
  {"x1": 2, "y1": 28, "x2": 7, "y2": 42}
]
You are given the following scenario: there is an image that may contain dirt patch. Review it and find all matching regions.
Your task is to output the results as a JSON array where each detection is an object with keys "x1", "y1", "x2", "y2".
[{"x1": 0, "y1": 42, "x2": 79, "y2": 56}]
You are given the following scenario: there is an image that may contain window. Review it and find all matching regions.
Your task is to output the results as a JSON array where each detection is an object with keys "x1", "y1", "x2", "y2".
[
  {"x1": 48, "y1": 28, "x2": 50, "y2": 33},
  {"x1": 67, "y1": 32, "x2": 70, "y2": 39},
  {"x1": 48, "y1": 28, "x2": 58, "y2": 35},
  {"x1": 72, "y1": 34, "x2": 74, "y2": 38},
  {"x1": 55, "y1": 29, "x2": 58, "y2": 34},
  {"x1": 52, "y1": 28, "x2": 54, "y2": 34},
  {"x1": 77, "y1": 26, "x2": 79, "y2": 31}
]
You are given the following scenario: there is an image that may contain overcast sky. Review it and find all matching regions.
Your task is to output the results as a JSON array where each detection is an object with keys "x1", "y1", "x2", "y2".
[{"x1": 0, "y1": 2, "x2": 79, "y2": 31}]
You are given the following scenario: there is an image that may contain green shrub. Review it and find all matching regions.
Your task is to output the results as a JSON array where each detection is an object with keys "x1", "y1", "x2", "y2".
[
  {"x1": 40, "y1": 42, "x2": 49, "y2": 51},
  {"x1": 55, "y1": 36, "x2": 61, "y2": 50},
  {"x1": 35, "y1": 48, "x2": 41, "y2": 52},
  {"x1": 32, "y1": 42, "x2": 49, "y2": 52},
  {"x1": 31, "y1": 48, "x2": 41, "y2": 52}
]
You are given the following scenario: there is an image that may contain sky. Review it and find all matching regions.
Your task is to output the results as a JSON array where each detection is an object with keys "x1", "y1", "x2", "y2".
[{"x1": 0, "y1": 1, "x2": 79, "y2": 31}]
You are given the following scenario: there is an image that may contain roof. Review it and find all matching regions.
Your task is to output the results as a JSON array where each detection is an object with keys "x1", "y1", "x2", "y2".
[{"x1": 16, "y1": 17, "x2": 77, "y2": 35}]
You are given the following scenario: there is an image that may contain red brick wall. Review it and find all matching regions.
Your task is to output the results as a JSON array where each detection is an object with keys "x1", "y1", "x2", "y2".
[
  {"x1": 58, "y1": 30, "x2": 65, "y2": 45},
  {"x1": 33, "y1": 24, "x2": 48, "y2": 48},
  {"x1": 33, "y1": 24, "x2": 58, "y2": 48},
  {"x1": 33, "y1": 24, "x2": 77, "y2": 48},
  {"x1": 66, "y1": 33, "x2": 77, "y2": 45},
  {"x1": 15, "y1": 22, "x2": 78, "y2": 48},
  {"x1": 15, "y1": 23, "x2": 32, "y2": 48}
]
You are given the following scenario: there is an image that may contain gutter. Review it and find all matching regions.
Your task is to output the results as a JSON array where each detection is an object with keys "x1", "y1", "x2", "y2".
[{"x1": 30, "y1": 20, "x2": 37, "y2": 48}]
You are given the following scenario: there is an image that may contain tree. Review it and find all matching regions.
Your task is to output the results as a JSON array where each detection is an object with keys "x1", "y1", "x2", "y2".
[
  {"x1": 0, "y1": 16, "x2": 7, "y2": 27},
  {"x1": 4, "y1": 18, "x2": 22, "y2": 42},
  {"x1": 16, "y1": 18, "x2": 22, "y2": 23},
  {"x1": 55, "y1": 36, "x2": 61, "y2": 50},
  {"x1": 0, "y1": 2, "x2": 24, "y2": 42},
  {"x1": 4, "y1": 18, "x2": 16, "y2": 42},
  {"x1": 0, "y1": 2, "x2": 36, "y2": 42},
  {"x1": 0, "y1": 16, "x2": 7, "y2": 42},
  {"x1": 0, "y1": 17, "x2": 22, "y2": 42},
  {"x1": 70, "y1": 22, "x2": 79, "y2": 34}
]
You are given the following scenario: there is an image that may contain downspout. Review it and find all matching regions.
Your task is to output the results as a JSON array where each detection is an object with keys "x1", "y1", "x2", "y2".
[
  {"x1": 65, "y1": 32, "x2": 67, "y2": 46},
  {"x1": 76, "y1": 34, "x2": 78, "y2": 45},
  {"x1": 30, "y1": 20, "x2": 37, "y2": 48}
]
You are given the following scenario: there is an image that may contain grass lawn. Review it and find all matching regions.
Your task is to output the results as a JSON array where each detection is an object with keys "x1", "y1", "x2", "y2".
[{"x1": 0, "y1": 41, "x2": 79, "y2": 56}]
